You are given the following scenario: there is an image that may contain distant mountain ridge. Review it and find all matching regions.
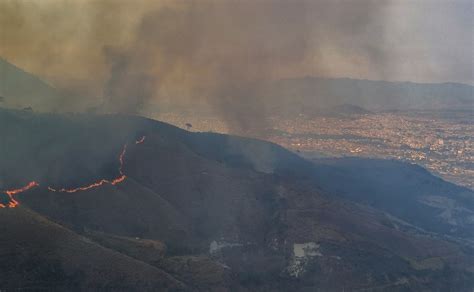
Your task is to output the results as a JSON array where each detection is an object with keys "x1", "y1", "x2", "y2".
[
  {"x1": 2, "y1": 58, "x2": 473, "y2": 115},
  {"x1": 261, "y1": 76, "x2": 474, "y2": 113},
  {"x1": 0, "y1": 58, "x2": 64, "y2": 111}
]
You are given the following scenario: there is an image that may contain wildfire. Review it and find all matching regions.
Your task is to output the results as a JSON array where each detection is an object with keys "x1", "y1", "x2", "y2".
[
  {"x1": 0, "y1": 181, "x2": 39, "y2": 208},
  {"x1": 1, "y1": 136, "x2": 146, "y2": 208}
]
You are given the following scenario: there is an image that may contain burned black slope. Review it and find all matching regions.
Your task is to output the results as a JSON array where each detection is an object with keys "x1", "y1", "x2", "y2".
[{"x1": 1, "y1": 108, "x2": 473, "y2": 291}]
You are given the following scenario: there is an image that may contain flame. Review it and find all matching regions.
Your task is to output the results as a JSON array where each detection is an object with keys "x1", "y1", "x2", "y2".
[
  {"x1": 48, "y1": 136, "x2": 144, "y2": 193},
  {"x1": 1, "y1": 181, "x2": 39, "y2": 208},
  {"x1": 1, "y1": 136, "x2": 146, "y2": 208},
  {"x1": 118, "y1": 144, "x2": 127, "y2": 175}
]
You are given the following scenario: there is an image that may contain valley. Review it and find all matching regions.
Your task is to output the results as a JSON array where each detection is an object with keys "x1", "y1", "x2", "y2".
[
  {"x1": 0, "y1": 108, "x2": 473, "y2": 291},
  {"x1": 156, "y1": 109, "x2": 474, "y2": 189}
]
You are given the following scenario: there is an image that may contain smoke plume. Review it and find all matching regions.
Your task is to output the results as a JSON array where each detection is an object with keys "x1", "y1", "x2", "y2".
[{"x1": 1, "y1": 0, "x2": 472, "y2": 132}]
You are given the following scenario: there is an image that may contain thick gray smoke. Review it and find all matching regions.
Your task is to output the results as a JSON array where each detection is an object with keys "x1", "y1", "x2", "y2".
[
  {"x1": 103, "y1": 48, "x2": 155, "y2": 114},
  {"x1": 1, "y1": 0, "x2": 471, "y2": 133},
  {"x1": 97, "y1": 0, "x2": 385, "y2": 134},
  {"x1": 101, "y1": 5, "x2": 199, "y2": 113}
]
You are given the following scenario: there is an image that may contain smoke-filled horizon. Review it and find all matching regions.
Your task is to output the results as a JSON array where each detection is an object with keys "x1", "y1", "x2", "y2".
[{"x1": 1, "y1": 0, "x2": 472, "y2": 132}]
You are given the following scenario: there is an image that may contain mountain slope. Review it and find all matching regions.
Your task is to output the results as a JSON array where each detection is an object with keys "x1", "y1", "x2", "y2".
[
  {"x1": 0, "y1": 58, "x2": 66, "y2": 111},
  {"x1": 0, "y1": 207, "x2": 186, "y2": 291},
  {"x1": 309, "y1": 158, "x2": 474, "y2": 242},
  {"x1": 1, "y1": 108, "x2": 473, "y2": 291}
]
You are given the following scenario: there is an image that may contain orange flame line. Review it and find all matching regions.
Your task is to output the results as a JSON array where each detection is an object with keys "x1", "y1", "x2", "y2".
[
  {"x1": 118, "y1": 144, "x2": 128, "y2": 175},
  {"x1": 48, "y1": 136, "x2": 144, "y2": 194},
  {"x1": 1, "y1": 181, "x2": 39, "y2": 208},
  {"x1": 1, "y1": 136, "x2": 146, "y2": 208}
]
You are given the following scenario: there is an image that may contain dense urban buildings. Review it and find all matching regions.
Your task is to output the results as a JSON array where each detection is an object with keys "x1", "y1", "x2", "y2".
[{"x1": 158, "y1": 110, "x2": 473, "y2": 189}]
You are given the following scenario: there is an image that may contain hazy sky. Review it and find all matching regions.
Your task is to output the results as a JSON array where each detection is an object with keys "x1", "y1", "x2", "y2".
[{"x1": 1, "y1": 0, "x2": 472, "y2": 107}]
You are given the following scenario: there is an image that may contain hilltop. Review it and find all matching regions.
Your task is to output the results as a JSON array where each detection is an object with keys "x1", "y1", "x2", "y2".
[{"x1": 1, "y1": 108, "x2": 473, "y2": 291}]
